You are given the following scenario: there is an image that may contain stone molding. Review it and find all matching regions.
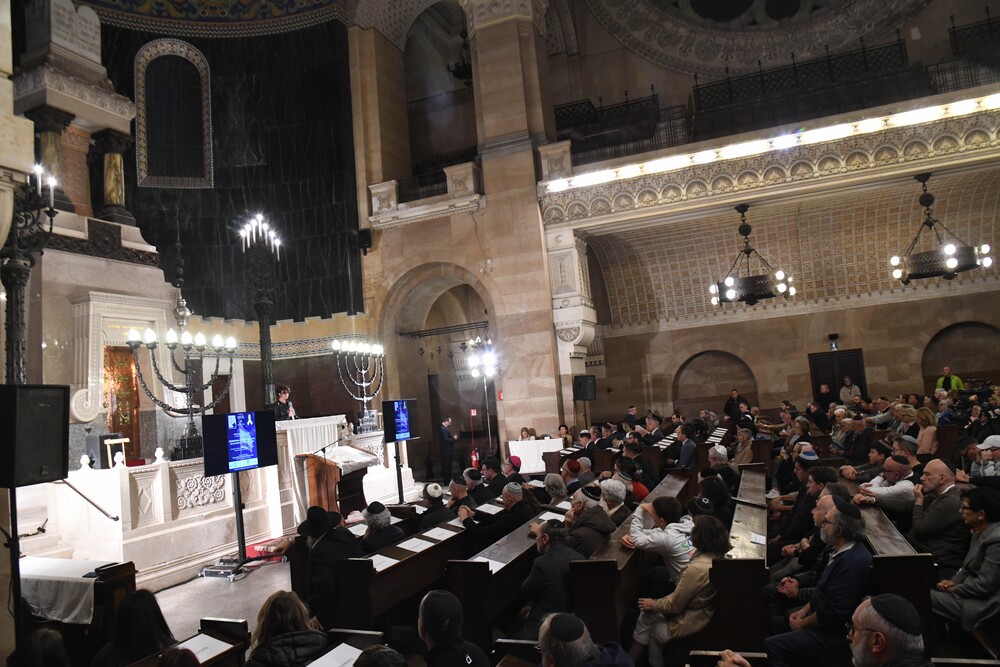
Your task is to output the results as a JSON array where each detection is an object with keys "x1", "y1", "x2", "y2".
[
  {"x1": 582, "y1": 0, "x2": 928, "y2": 77},
  {"x1": 539, "y1": 112, "x2": 1000, "y2": 229},
  {"x1": 14, "y1": 65, "x2": 135, "y2": 122},
  {"x1": 443, "y1": 162, "x2": 480, "y2": 199},
  {"x1": 48, "y1": 220, "x2": 161, "y2": 267},
  {"x1": 538, "y1": 140, "x2": 571, "y2": 180},
  {"x1": 134, "y1": 39, "x2": 214, "y2": 189},
  {"x1": 369, "y1": 162, "x2": 484, "y2": 229},
  {"x1": 460, "y1": 0, "x2": 548, "y2": 36}
]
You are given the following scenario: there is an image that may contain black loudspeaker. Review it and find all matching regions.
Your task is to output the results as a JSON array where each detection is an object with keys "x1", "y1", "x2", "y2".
[
  {"x1": 573, "y1": 375, "x2": 597, "y2": 402},
  {"x1": 0, "y1": 385, "x2": 70, "y2": 488},
  {"x1": 358, "y1": 228, "x2": 373, "y2": 255}
]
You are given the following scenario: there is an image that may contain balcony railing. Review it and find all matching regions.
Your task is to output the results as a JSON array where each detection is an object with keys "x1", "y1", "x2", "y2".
[{"x1": 950, "y1": 10, "x2": 1000, "y2": 57}]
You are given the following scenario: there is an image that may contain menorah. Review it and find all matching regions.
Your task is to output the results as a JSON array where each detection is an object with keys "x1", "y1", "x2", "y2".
[
  {"x1": 126, "y1": 297, "x2": 237, "y2": 459},
  {"x1": 330, "y1": 338, "x2": 385, "y2": 433}
]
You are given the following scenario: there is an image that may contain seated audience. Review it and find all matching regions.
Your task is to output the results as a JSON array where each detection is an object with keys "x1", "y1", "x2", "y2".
[
  {"x1": 767, "y1": 455, "x2": 821, "y2": 552},
  {"x1": 731, "y1": 428, "x2": 755, "y2": 467},
  {"x1": 360, "y1": 501, "x2": 404, "y2": 554},
  {"x1": 708, "y1": 444, "x2": 728, "y2": 467},
  {"x1": 464, "y1": 467, "x2": 494, "y2": 505},
  {"x1": 446, "y1": 475, "x2": 477, "y2": 512},
  {"x1": 621, "y1": 496, "x2": 694, "y2": 583},
  {"x1": 419, "y1": 483, "x2": 456, "y2": 530},
  {"x1": 458, "y1": 482, "x2": 536, "y2": 543},
  {"x1": 18, "y1": 628, "x2": 71, "y2": 667},
  {"x1": 623, "y1": 440, "x2": 659, "y2": 488},
  {"x1": 767, "y1": 490, "x2": 840, "y2": 606},
  {"x1": 960, "y1": 435, "x2": 1000, "y2": 482},
  {"x1": 829, "y1": 409, "x2": 849, "y2": 449},
  {"x1": 518, "y1": 519, "x2": 585, "y2": 637},
  {"x1": 839, "y1": 439, "x2": 890, "y2": 483},
  {"x1": 562, "y1": 459, "x2": 583, "y2": 494},
  {"x1": 698, "y1": 475, "x2": 734, "y2": 529},
  {"x1": 967, "y1": 407, "x2": 1000, "y2": 443},
  {"x1": 247, "y1": 591, "x2": 328, "y2": 667},
  {"x1": 674, "y1": 424, "x2": 698, "y2": 469},
  {"x1": 481, "y1": 457, "x2": 509, "y2": 497},
  {"x1": 565, "y1": 486, "x2": 616, "y2": 557},
  {"x1": 557, "y1": 423, "x2": 573, "y2": 447},
  {"x1": 578, "y1": 429, "x2": 594, "y2": 455},
  {"x1": 503, "y1": 455, "x2": 526, "y2": 484},
  {"x1": 764, "y1": 496, "x2": 871, "y2": 667},
  {"x1": 634, "y1": 414, "x2": 665, "y2": 447},
  {"x1": 601, "y1": 478, "x2": 631, "y2": 526},
  {"x1": 296, "y1": 506, "x2": 363, "y2": 628},
  {"x1": 629, "y1": 515, "x2": 731, "y2": 667},
  {"x1": 418, "y1": 590, "x2": 490, "y2": 667},
  {"x1": 852, "y1": 456, "x2": 916, "y2": 523},
  {"x1": 616, "y1": 459, "x2": 649, "y2": 502},
  {"x1": 578, "y1": 457, "x2": 596, "y2": 486},
  {"x1": 908, "y1": 459, "x2": 969, "y2": 579},
  {"x1": 91, "y1": 589, "x2": 175, "y2": 667},
  {"x1": 537, "y1": 613, "x2": 630, "y2": 667},
  {"x1": 841, "y1": 415, "x2": 874, "y2": 466},
  {"x1": 541, "y1": 472, "x2": 569, "y2": 506},
  {"x1": 896, "y1": 405, "x2": 920, "y2": 438},
  {"x1": 915, "y1": 407, "x2": 938, "y2": 456},
  {"x1": 891, "y1": 435, "x2": 924, "y2": 478},
  {"x1": 930, "y1": 486, "x2": 1000, "y2": 631},
  {"x1": 354, "y1": 645, "x2": 408, "y2": 667}
]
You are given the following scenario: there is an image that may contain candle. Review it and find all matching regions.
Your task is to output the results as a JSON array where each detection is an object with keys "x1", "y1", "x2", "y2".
[
  {"x1": 33, "y1": 165, "x2": 43, "y2": 191},
  {"x1": 47, "y1": 176, "x2": 56, "y2": 209}
]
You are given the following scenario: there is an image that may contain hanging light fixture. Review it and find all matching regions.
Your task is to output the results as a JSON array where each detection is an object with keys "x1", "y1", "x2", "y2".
[
  {"x1": 448, "y1": 30, "x2": 473, "y2": 86},
  {"x1": 889, "y1": 173, "x2": 992, "y2": 285},
  {"x1": 709, "y1": 203, "x2": 796, "y2": 306}
]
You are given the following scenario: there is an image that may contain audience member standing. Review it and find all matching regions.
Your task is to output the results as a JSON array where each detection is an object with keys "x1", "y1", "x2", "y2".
[{"x1": 936, "y1": 365, "x2": 965, "y2": 391}]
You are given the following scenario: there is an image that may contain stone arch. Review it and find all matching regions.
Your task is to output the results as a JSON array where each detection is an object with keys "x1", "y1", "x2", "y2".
[
  {"x1": 376, "y1": 262, "x2": 499, "y2": 474},
  {"x1": 920, "y1": 321, "x2": 1000, "y2": 392},
  {"x1": 903, "y1": 309, "x2": 1000, "y2": 372},
  {"x1": 672, "y1": 350, "x2": 758, "y2": 421}
]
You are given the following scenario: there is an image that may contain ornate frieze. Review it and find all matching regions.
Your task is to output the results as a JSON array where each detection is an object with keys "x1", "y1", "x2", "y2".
[
  {"x1": 459, "y1": 0, "x2": 548, "y2": 36},
  {"x1": 14, "y1": 65, "x2": 135, "y2": 125},
  {"x1": 369, "y1": 162, "x2": 484, "y2": 229},
  {"x1": 175, "y1": 473, "x2": 227, "y2": 509},
  {"x1": 539, "y1": 112, "x2": 1000, "y2": 229}
]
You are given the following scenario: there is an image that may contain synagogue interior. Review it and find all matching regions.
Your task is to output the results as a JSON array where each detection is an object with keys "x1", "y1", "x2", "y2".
[{"x1": 1, "y1": 0, "x2": 1000, "y2": 664}]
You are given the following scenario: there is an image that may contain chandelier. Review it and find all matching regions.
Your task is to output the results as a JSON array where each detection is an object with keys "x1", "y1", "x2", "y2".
[
  {"x1": 889, "y1": 173, "x2": 993, "y2": 285},
  {"x1": 709, "y1": 203, "x2": 796, "y2": 306}
]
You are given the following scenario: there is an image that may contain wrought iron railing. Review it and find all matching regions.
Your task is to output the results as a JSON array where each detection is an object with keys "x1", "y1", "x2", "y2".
[
  {"x1": 693, "y1": 36, "x2": 908, "y2": 111},
  {"x1": 399, "y1": 146, "x2": 478, "y2": 203},
  {"x1": 571, "y1": 105, "x2": 690, "y2": 166},
  {"x1": 949, "y1": 9, "x2": 1000, "y2": 56}
]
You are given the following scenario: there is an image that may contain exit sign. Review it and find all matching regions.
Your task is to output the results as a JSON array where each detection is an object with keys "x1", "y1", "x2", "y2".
[{"x1": 470, "y1": 408, "x2": 478, "y2": 416}]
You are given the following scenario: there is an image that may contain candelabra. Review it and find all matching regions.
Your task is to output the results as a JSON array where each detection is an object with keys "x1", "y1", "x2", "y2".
[
  {"x1": 1, "y1": 166, "x2": 57, "y2": 652},
  {"x1": 466, "y1": 336, "x2": 497, "y2": 454},
  {"x1": 127, "y1": 236, "x2": 237, "y2": 459},
  {"x1": 330, "y1": 338, "x2": 385, "y2": 433},
  {"x1": 240, "y1": 214, "x2": 281, "y2": 408},
  {"x1": 2, "y1": 166, "x2": 58, "y2": 384}
]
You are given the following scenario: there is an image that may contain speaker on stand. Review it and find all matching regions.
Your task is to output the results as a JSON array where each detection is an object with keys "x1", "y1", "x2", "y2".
[{"x1": 572, "y1": 375, "x2": 596, "y2": 431}]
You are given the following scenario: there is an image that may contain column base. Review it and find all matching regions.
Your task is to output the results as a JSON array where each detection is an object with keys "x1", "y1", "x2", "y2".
[{"x1": 97, "y1": 205, "x2": 136, "y2": 226}]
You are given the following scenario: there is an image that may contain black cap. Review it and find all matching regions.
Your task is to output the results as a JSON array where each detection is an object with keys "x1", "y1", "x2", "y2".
[
  {"x1": 833, "y1": 494, "x2": 861, "y2": 520},
  {"x1": 548, "y1": 613, "x2": 585, "y2": 642},
  {"x1": 297, "y1": 506, "x2": 333, "y2": 537},
  {"x1": 451, "y1": 475, "x2": 467, "y2": 486},
  {"x1": 870, "y1": 594, "x2": 922, "y2": 635},
  {"x1": 365, "y1": 501, "x2": 386, "y2": 515},
  {"x1": 420, "y1": 590, "x2": 464, "y2": 643},
  {"x1": 465, "y1": 468, "x2": 482, "y2": 482},
  {"x1": 688, "y1": 496, "x2": 715, "y2": 515},
  {"x1": 581, "y1": 485, "x2": 602, "y2": 501}
]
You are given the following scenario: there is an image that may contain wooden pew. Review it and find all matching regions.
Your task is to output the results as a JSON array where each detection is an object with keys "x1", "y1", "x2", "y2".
[
  {"x1": 687, "y1": 651, "x2": 768, "y2": 667},
  {"x1": 333, "y1": 519, "x2": 471, "y2": 629},
  {"x1": 447, "y1": 512, "x2": 548, "y2": 650},
  {"x1": 735, "y1": 464, "x2": 766, "y2": 507},
  {"x1": 130, "y1": 618, "x2": 249, "y2": 666},
  {"x1": 570, "y1": 471, "x2": 692, "y2": 643}
]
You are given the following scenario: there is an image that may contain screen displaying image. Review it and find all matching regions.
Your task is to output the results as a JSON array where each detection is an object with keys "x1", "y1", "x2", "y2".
[
  {"x1": 226, "y1": 412, "x2": 259, "y2": 471},
  {"x1": 393, "y1": 400, "x2": 411, "y2": 441}
]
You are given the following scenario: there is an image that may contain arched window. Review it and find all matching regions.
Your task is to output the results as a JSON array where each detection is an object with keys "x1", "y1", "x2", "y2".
[{"x1": 134, "y1": 39, "x2": 213, "y2": 188}]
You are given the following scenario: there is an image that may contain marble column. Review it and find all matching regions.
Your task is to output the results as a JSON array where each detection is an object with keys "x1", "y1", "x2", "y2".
[
  {"x1": 23, "y1": 105, "x2": 75, "y2": 212},
  {"x1": 94, "y1": 129, "x2": 135, "y2": 225}
]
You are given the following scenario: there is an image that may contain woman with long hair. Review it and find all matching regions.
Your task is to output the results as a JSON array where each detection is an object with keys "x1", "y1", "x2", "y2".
[
  {"x1": 91, "y1": 590, "x2": 175, "y2": 667},
  {"x1": 247, "y1": 591, "x2": 329, "y2": 667},
  {"x1": 915, "y1": 406, "x2": 938, "y2": 456}
]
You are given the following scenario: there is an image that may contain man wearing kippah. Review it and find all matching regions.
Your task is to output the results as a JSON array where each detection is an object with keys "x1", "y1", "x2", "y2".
[
  {"x1": 360, "y1": 501, "x2": 404, "y2": 554},
  {"x1": 516, "y1": 520, "x2": 585, "y2": 638},
  {"x1": 457, "y1": 481, "x2": 536, "y2": 545},
  {"x1": 537, "y1": 613, "x2": 629, "y2": 667},
  {"x1": 854, "y1": 456, "x2": 917, "y2": 524},
  {"x1": 419, "y1": 590, "x2": 490, "y2": 667},
  {"x1": 765, "y1": 496, "x2": 872, "y2": 667},
  {"x1": 464, "y1": 467, "x2": 494, "y2": 505}
]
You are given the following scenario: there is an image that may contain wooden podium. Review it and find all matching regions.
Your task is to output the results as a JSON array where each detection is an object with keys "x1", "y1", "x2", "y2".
[{"x1": 294, "y1": 452, "x2": 370, "y2": 515}]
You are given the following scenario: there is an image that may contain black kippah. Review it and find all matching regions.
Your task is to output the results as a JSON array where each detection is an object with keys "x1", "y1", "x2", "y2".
[
  {"x1": 549, "y1": 613, "x2": 585, "y2": 642},
  {"x1": 832, "y1": 494, "x2": 861, "y2": 520},
  {"x1": 451, "y1": 475, "x2": 467, "y2": 486},
  {"x1": 870, "y1": 594, "x2": 922, "y2": 635},
  {"x1": 581, "y1": 485, "x2": 602, "y2": 501},
  {"x1": 889, "y1": 454, "x2": 909, "y2": 466},
  {"x1": 366, "y1": 501, "x2": 386, "y2": 515}
]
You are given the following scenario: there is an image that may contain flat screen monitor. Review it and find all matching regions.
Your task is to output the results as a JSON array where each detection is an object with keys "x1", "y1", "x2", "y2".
[
  {"x1": 202, "y1": 410, "x2": 278, "y2": 476},
  {"x1": 382, "y1": 399, "x2": 419, "y2": 442}
]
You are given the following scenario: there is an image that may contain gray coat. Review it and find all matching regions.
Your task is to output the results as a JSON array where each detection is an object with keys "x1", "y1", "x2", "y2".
[
  {"x1": 908, "y1": 486, "x2": 970, "y2": 575},
  {"x1": 950, "y1": 521, "x2": 1000, "y2": 629}
]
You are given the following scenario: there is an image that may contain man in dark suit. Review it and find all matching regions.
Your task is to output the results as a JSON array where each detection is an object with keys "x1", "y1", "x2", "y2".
[
  {"x1": 842, "y1": 415, "x2": 874, "y2": 466},
  {"x1": 518, "y1": 519, "x2": 585, "y2": 637},
  {"x1": 908, "y1": 459, "x2": 969, "y2": 579},
  {"x1": 482, "y1": 456, "x2": 509, "y2": 497},
  {"x1": 623, "y1": 440, "x2": 659, "y2": 489},
  {"x1": 765, "y1": 496, "x2": 872, "y2": 667},
  {"x1": 458, "y1": 482, "x2": 536, "y2": 545},
  {"x1": 636, "y1": 414, "x2": 664, "y2": 448},
  {"x1": 360, "y1": 501, "x2": 404, "y2": 554},
  {"x1": 439, "y1": 416, "x2": 460, "y2": 483},
  {"x1": 464, "y1": 467, "x2": 495, "y2": 505},
  {"x1": 298, "y1": 506, "x2": 364, "y2": 628}
]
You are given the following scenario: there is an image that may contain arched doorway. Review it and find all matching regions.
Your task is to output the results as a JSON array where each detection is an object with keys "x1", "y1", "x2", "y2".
[
  {"x1": 921, "y1": 322, "x2": 1000, "y2": 393},
  {"x1": 673, "y1": 351, "x2": 757, "y2": 420},
  {"x1": 379, "y1": 265, "x2": 497, "y2": 482}
]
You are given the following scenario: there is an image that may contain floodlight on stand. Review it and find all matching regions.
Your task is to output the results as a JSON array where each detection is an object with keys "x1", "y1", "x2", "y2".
[
  {"x1": 709, "y1": 203, "x2": 797, "y2": 306},
  {"x1": 889, "y1": 173, "x2": 993, "y2": 285}
]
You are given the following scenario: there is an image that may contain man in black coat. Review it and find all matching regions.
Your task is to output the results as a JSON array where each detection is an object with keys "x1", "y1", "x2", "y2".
[
  {"x1": 517, "y1": 519, "x2": 585, "y2": 637},
  {"x1": 439, "y1": 416, "x2": 460, "y2": 483},
  {"x1": 482, "y1": 456, "x2": 509, "y2": 497},
  {"x1": 458, "y1": 482, "x2": 536, "y2": 545},
  {"x1": 298, "y1": 506, "x2": 364, "y2": 629},
  {"x1": 723, "y1": 388, "x2": 747, "y2": 423},
  {"x1": 360, "y1": 501, "x2": 404, "y2": 554},
  {"x1": 464, "y1": 467, "x2": 495, "y2": 505},
  {"x1": 419, "y1": 590, "x2": 490, "y2": 667}
]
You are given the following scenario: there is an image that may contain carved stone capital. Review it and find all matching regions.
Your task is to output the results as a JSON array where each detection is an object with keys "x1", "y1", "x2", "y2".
[
  {"x1": 94, "y1": 128, "x2": 133, "y2": 155},
  {"x1": 538, "y1": 140, "x2": 572, "y2": 180},
  {"x1": 24, "y1": 105, "x2": 75, "y2": 134},
  {"x1": 459, "y1": 0, "x2": 549, "y2": 36},
  {"x1": 369, "y1": 180, "x2": 399, "y2": 215},
  {"x1": 444, "y1": 162, "x2": 481, "y2": 199}
]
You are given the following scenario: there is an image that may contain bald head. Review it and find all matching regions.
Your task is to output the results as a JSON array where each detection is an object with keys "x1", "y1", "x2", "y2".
[
  {"x1": 883, "y1": 455, "x2": 912, "y2": 482},
  {"x1": 920, "y1": 459, "x2": 954, "y2": 496}
]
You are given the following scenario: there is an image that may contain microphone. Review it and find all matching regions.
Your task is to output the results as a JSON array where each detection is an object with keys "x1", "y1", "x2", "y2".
[{"x1": 287, "y1": 400, "x2": 296, "y2": 420}]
